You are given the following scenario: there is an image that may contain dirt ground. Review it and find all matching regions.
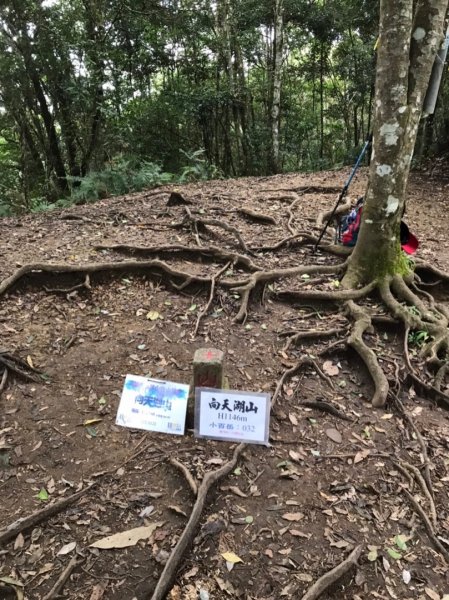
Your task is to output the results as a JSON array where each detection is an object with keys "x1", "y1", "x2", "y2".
[{"x1": 1, "y1": 167, "x2": 449, "y2": 600}]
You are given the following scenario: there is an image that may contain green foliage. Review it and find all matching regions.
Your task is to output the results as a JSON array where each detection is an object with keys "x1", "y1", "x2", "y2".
[
  {"x1": 408, "y1": 330, "x2": 430, "y2": 347},
  {"x1": 70, "y1": 157, "x2": 173, "y2": 204},
  {"x1": 178, "y1": 150, "x2": 220, "y2": 182}
]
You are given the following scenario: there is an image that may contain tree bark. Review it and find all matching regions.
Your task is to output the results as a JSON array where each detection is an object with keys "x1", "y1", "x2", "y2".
[
  {"x1": 344, "y1": 0, "x2": 449, "y2": 287},
  {"x1": 270, "y1": 0, "x2": 284, "y2": 173}
]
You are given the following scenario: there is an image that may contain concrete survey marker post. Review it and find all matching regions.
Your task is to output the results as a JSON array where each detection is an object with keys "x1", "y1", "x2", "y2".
[
  {"x1": 193, "y1": 348, "x2": 225, "y2": 389},
  {"x1": 186, "y1": 348, "x2": 225, "y2": 428}
]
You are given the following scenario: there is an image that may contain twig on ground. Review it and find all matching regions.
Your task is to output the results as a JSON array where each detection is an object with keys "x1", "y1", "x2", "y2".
[
  {"x1": 0, "y1": 484, "x2": 95, "y2": 546},
  {"x1": 149, "y1": 443, "x2": 246, "y2": 600},
  {"x1": 42, "y1": 556, "x2": 80, "y2": 600},
  {"x1": 169, "y1": 458, "x2": 198, "y2": 496},
  {"x1": 300, "y1": 545, "x2": 363, "y2": 600},
  {"x1": 194, "y1": 262, "x2": 231, "y2": 336}
]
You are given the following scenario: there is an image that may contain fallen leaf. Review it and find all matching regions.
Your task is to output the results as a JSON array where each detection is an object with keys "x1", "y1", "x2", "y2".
[
  {"x1": 322, "y1": 360, "x2": 339, "y2": 376},
  {"x1": 14, "y1": 533, "x2": 25, "y2": 550},
  {"x1": 289, "y1": 413, "x2": 298, "y2": 426},
  {"x1": 330, "y1": 539, "x2": 349, "y2": 548},
  {"x1": 289, "y1": 450, "x2": 305, "y2": 463},
  {"x1": 402, "y1": 570, "x2": 411, "y2": 584},
  {"x1": 425, "y1": 589, "x2": 440, "y2": 600},
  {"x1": 90, "y1": 523, "x2": 162, "y2": 549},
  {"x1": 89, "y1": 584, "x2": 106, "y2": 600},
  {"x1": 83, "y1": 418, "x2": 102, "y2": 426},
  {"x1": 169, "y1": 505, "x2": 188, "y2": 517},
  {"x1": 395, "y1": 534, "x2": 408, "y2": 551},
  {"x1": 387, "y1": 548, "x2": 401, "y2": 560},
  {"x1": 381, "y1": 413, "x2": 393, "y2": 420},
  {"x1": 367, "y1": 548, "x2": 378, "y2": 561},
  {"x1": 221, "y1": 551, "x2": 243, "y2": 564},
  {"x1": 57, "y1": 541, "x2": 77, "y2": 556},
  {"x1": 0, "y1": 577, "x2": 24, "y2": 600},
  {"x1": 290, "y1": 530, "x2": 311, "y2": 538},
  {"x1": 264, "y1": 548, "x2": 273, "y2": 558},
  {"x1": 354, "y1": 449, "x2": 370, "y2": 464},
  {"x1": 228, "y1": 486, "x2": 247, "y2": 498},
  {"x1": 37, "y1": 488, "x2": 49, "y2": 501},
  {"x1": 146, "y1": 311, "x2": 160, "y2": 321},
  {"x1": 325, "y1": 428, "x2": 342, "y2": 444},
  {"x1": 183, "y1": 566, "x2": 199, "y2": 579},
  {"x1": 282, "y1": 512, "x2": 304, "y2": 522}
]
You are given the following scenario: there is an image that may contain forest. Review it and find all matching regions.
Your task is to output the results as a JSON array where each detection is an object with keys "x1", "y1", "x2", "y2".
[
  {"x1": 2, "y1": 1, "x2": 449, "y2": 599},
  {"x1": 0, "y1": 0, "x2": 446, "y2": 215}
]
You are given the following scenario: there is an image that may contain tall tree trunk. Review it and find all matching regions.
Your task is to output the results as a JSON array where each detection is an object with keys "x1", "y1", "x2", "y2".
[
  {"x1": 344, "y1": 0, "x2": 449, "y2": 288},
  {"x1": 319, "y1": 42, "x2": 325, "y2": 160},
  {"x1": 270, "y1": 0, "x2": 284, "y2": 173}
]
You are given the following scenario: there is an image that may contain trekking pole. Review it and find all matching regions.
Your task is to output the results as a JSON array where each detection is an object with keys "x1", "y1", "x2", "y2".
[{"x1": 313, "y1": 133, "x2": 372, "y2": 253}]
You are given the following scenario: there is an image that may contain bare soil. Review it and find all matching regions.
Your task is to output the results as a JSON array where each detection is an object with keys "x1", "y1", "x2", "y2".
[{"x1": 1, "y1": 168, "x2": 449, "y2": 600}]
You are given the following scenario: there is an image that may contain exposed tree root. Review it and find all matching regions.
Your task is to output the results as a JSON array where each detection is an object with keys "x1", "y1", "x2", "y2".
[
  {"x1": 0, "y1": 351, "x2": 42, "y2": 383},
  {"x1": 392, "y1": 393, "x2": 433, "y2": 500},
  {"x1": 237, "y1": 207, "x2": 277, "y2": 224},
  {"x1": 301, "y1": 400, "x2": 352, "y2": 422},
  {"x1": 0, "y1": 260, "x2": 217, "y2": 298},
  {"x1": 44, "y1": 274, "x2": 91, "y2": 295},
  {"x1": 280, "y1": 327, "x2": 348, "y2": 352},
  {"x1": 300, "y1": 545, "x2": 363, "y2": 600},
  {"x1": 272, "y1": 351, "x2": 342, "y2": 408},
  {"x1": 346, "y1": 300, "x2": 389, "y2": 408},
  {"x1": 183, "y1": 207, "x2": 252, "y2": 254},
  {"x1": 415, "y1": 260, "x2": 449, "y2": 283},
  {"x1": 286, "y1": 193, "x2": 301, "y2": 234},
  {"x1": 233, "y1": 262, "x2": 348, "y2": 323},
  {"x1": 94, "y1": 243, "x2": 260, "y2": 271},
  {"x1": 0, "y1": 368, "x2": 8, "y2": 395},
  {"x1": 169, "y1": 457, "x2": 198, "y2": 496},
  {"x1": 403, "y1": 489, "x2": 449, "y2": 563},
  {"x1": 315, "y1": 199, "x2": 352, "y2": 229},
  {"x1": 149, "y1": 443, "x2": 246, "y2": 600},
  {"x1": 194, "y1": 261, "x2": 231, "y2": 335}
]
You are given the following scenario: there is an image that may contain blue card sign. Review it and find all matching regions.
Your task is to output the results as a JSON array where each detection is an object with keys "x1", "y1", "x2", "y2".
[
  {"x1": 116, "y1": 375, "x2": 189, "y2": 435},
  {"x1": 194, "y1": 387, "x2": 270, "y2": 445}
]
